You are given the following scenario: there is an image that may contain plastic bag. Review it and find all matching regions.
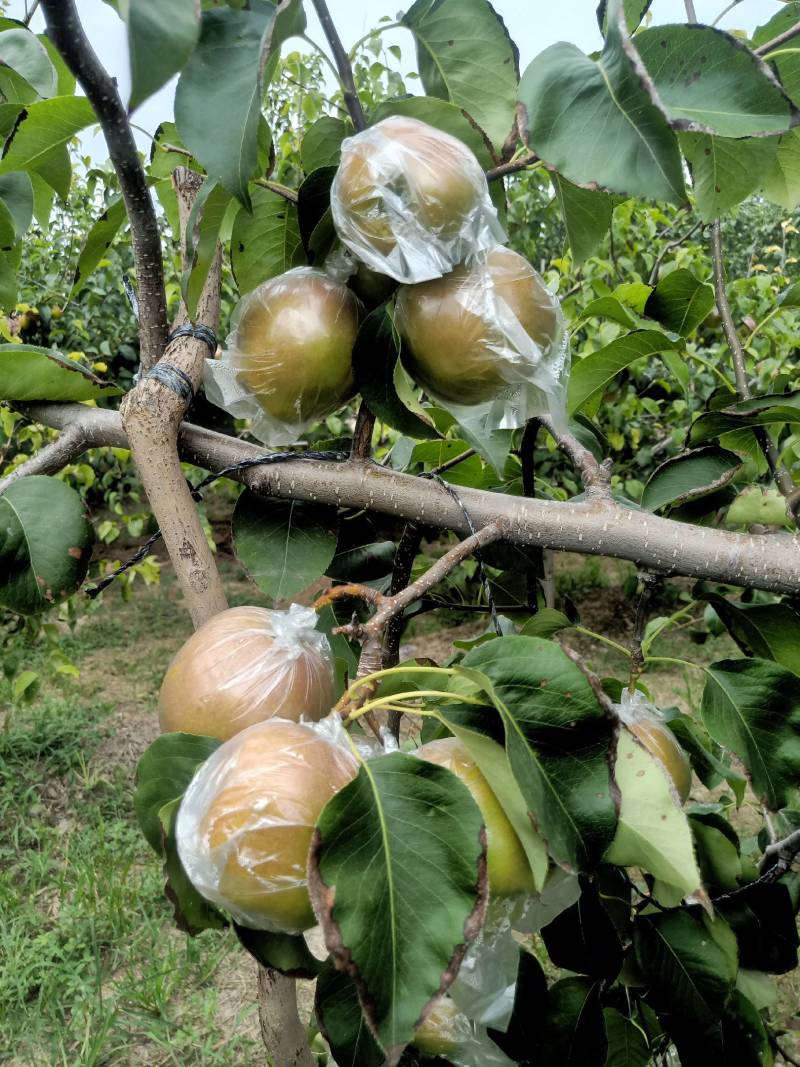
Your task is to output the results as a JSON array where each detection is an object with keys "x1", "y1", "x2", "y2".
[
  {"x1": 450, "y1": 898, "x2": 521, "y2": 1031},
  {"x1": 614, "y1": 689, "x2": 692, "y2": 803},
  {"x1": 159, "y1": 604, "x2": 335, "y2": 742},
  {"x1": 414, "y1": 997, "x2": 516, "y2": 1067},
  {"x1": 176, "y1": 716, "x2": 360, "y2": 932},
  {"x1": 204, "y1": 267, "x2": 361, "y2": 445},
  {"x1": 395, "y1": 246, "x2": 569, "y2": 431},
  {"x1": 331, "y1": 115, "x2": 506, "y2": 284}
]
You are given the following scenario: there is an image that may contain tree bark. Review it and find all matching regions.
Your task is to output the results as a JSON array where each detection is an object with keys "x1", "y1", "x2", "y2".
[
  {"x1": 257, "y1": 968, "x2": 317, "y2": 1067},
  {"x1": 20, "y1": 403, "x2": 800, "y2": 597}
]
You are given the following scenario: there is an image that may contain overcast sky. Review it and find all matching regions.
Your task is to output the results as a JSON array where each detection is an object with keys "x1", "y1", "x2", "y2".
[{"x1": 7, "y1": 0, "x2": 782, "y2": 159}]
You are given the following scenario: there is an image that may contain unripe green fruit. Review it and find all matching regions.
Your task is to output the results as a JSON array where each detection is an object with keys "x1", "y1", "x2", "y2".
[
  {"x1": 416, "y1": 737, "x2": 534, "y2": 896},
  {"x1": 396, "y1": 246, "x2": 561, "y2": 407},
  {"x1": 413, "y1": 997, "x2": 462, "y2": 1056},
  {"x1": 233, "y1": 269, "x2": 360, "y2": 425}
]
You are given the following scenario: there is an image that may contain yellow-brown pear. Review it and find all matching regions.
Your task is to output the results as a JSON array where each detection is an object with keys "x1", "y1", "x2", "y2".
[{"x1": 396, "y1": 246, "x2": 561, "y2": 406}]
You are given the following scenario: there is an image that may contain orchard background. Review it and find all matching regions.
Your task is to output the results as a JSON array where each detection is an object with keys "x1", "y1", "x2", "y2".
[{"x1": 1, "y1": 0, "x2": 800, "y2": 1065}]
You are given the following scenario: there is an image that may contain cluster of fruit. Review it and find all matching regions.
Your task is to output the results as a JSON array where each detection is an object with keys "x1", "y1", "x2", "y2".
[
  {"x1": 166, "y1": 604, "x2": 535, "y2": 935},
  {"x1": 204, "y1": 116, "x2": 568, "y2": 442}
]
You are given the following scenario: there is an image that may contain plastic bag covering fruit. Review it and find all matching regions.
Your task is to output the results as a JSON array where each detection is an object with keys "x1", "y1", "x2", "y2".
[
  {"x1": 415, "y1": 737, "x2": 534, "y2": 897},
  {"x1": 414, "y1": 996, "x2": 515, "y2": 1067},
  {"x1": 159, "y1": 604, "x2": 335, "y2": 742},
  {"x1": 395, "y1": 246, "x2": 569, "y2": 429},
  {"x1": 331, "y1": 115, "x2": 506, "y2": 284},
  {"x1": 615, "y1": 690, "x2": 692, "y2": 803},
  {"x1": 451, "y1": 898, "x2": 520, "y2": 1031},
  {"x1": 176, "y1": 717, "x2": 359, "y2": 932},
  {"x1": 203, "y1": 268, "x2": 360, "y2": 445}
]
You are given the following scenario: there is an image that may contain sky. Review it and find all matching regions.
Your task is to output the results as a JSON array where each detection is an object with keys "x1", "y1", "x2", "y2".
[{"x1": 6, "y1": 0, "x2": 784, "y2": 160}]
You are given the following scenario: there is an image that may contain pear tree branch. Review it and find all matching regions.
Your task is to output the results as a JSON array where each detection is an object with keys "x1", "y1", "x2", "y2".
[
  {"x1": 39, "y1": 0, "x2": 168, "y2": 372},
  {"x1": 0, "y1": 423, "x2": 85, "y2": 495}
]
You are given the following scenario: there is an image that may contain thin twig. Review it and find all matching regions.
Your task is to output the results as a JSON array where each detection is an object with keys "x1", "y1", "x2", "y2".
[
  {"x1": 486, "y1": 151, "x2": 540, "y2": 183},
  {"x1": 628, "y1": 572, "x2": 660, "y2": 692},
  {"x1": 309, "y1": 0, "x2": 367, "y2": 131},
  {"x1": 684, "y1": 0, "x2": 698, "y2": 22},
  {"x1": 648, "y1": 219, "x2": 705, "y2": 286},
  {"x1": 426, "y1": 447, "x2": 476, "y2": 477},
  {"x1": 40, "y1": 0, "x2": 168, "y2": 371},
  {"x1": 755, "y1": 20, "x2": 800, "y2": 57},
  {"x1": 710, "y1": 220, "x2": 800, "y2": 524},
  {"x1": 760, "y1": 827, "x2": 800, "y2": 876},
  {"x1": 23, "y1": 0, "x2": 40, "y2": 26},
  {"x1": 539, "y1": 414, "x2": 611, "y2": 494},
  {"x1": 0, "y1": 424, "x2": 85, "y2": 496},
  {"x1": 773, "y1": 1036, "x2": 800, "y2": 1067},
  {"x1": 712, "y1": 0, "x2": 744, "y2": 27},
  {"x1": 384, "y1": 522, "x2": 425, "y2": 739},
  {"x1": 350, "y1": 402, "x2": 375, "y2": 459},
  {"x1": 253, "y1": 178, "x2": 299, "y2": 204}
]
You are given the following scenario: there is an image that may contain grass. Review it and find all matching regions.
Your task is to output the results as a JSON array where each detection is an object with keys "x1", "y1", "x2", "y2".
[
  {"x1": 0, "y1": 564, "x2": 264, "y2": 1067},
  {"x1": 0, "y1": 552, "x2": 798, "y2": 1064}
]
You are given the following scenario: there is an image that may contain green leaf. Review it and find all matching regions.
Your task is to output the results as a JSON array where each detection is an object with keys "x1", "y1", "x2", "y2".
[
  {"x1": 353, "y1": 305, "x2": 439, "y2": 440},
  {"x1": 633, "y1": 908, "x2": 738, "y2": 1024},
  {"x1": 634, "y1": 25, "x2": 797, "y2": 138},
  {"x1": 640, "y1": 446, "x2": 741, "y2": 512},
  {"x1": 553, "y1": 176, "x2": 615, "y2": 266},
  {"x1": 70, "y1": 195, "x2": 127, "y2": 295},
  {"x1": 596, "y1": 0, "x2": 652, "y2": 33},
  {"x1": 123, "y1": 0, "x2": 200, "y2": 112},
  {"x1": 567, "y1": 330, "x2": 681, "y2": 413},
  {"x1": 0, "y1": 475, "x2": 93, "y2": 615},
  {"x1": 400, "y1": 0, "x2": 519, "y2": 151},
  {"x1": 718, "y1": 882, "x2": 799, "y2": 975},
  {"x1": 175, "y1": 5, "x2": 273, "y2": 207},
  {"x1": 753, "y1": 2, "x2": 800, "y2": 106},
  {"x1": 602, "y1": 1008, "x2": 650, "y2": 1067},
  {"x1": 33, "y1": 142, "x2": 71, "y2": 201},
  {"x1": 315, "y1": 961, "x2": 385, "y2": 1067},
  {"x1": 301, "y1": 115, "x2": 347, "y2": 173},
  {"x1": 698, "y1": 595, "x2": 800, "y2": 676},
  {"x1": 0, "y1": 171, "x2": 32, "y2": 245},
  {"x1": 0, "y1": 242, "x2": 20, "y2": 307},
  {"x1": 520, "y1": 608, "x2": 573, "y2": 639},
  {"x1": 670, "y1": 989, "x2": 774, "y2": 1067},
  {"x1": 297, "y1": 165, "x2": 336, "y2": 259},
  {"x1": 230, "y1": 185, "x2": 304, "y2": 293},
  {"x1": 134, "y1": 732, "x2": 220, "y2": 853},
  {"x1": 0, "y1": 344, "x2": 121, "y2": 401},
  {"x1": 580, "y1": 296, "x2": 640, "y2": 330},
  {"x1": 688, "y1": 390, "x2": 800, "y2": 444},
  {"x1": 159, "y1": 797, "x2": 226, "y2": 935},
  {"x1": 680, "y1": 133, "x2": 779, "y2": 221},
  {"x1": 309, "y1": 752, "x2": 487, "y2": 1059},
  {"x1": 182, "y1": 178, "x2": 232, "y2": 318},
  {"x1": 0, "y1": 96, "x2": 93, "y2": 183},
  {"x1": 234, "y1": 924, "x2": 321, "y2": 979},
  {"x1": 644, "y1": 268, "x2": 715, "y2": 336},
  {"x1": 518, "y1": 10, "x2": 684, "y2": 204},
  {"x1": 726, "y1": 486, "x2": 792, "y2": 527},
  {"x1": 604, "y1": 728, "x2": 702, "y2": 897},
  {"x1": 701, "y1": 658, "x2": 800, "y2": 809},
  {"x1": 760, "y1": 128, "x2": 800, "y2": 209},
  {"x1": 541, "y1": 977, "x2": 607, "y2": 1067},
  {"x1": 0, "y1": 28, "x2": 58, "y2": 99},
  {"x1": 37, "y1": 34, "x2": 75, "y2": 97},
  {"x1": 231, "y1": 490, "x2": 338, "y2": 602},
  {"x1": 690, "y1": 814, "x2": 742, "y2": 893},
  {"x1": 455, "y1": 636, "x2": 617, "y2": 872},
  {"x1": 541, "y1": 879, "x2": 623, "y2": 979}
]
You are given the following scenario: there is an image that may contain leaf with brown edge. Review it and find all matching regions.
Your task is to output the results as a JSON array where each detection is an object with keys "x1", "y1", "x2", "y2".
[{"x1": 308, "y1": 752, "x2": 488, "y2": 1065}]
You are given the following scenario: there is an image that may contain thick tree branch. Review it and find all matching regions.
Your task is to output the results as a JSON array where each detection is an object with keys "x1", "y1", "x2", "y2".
[
  {"x1": 256, "y1": 967, "x2": 316, "y2": 1067},
  {"x1": 0, "y1": 424, "x2": 85, "y2": 495},
  {"x1": 539, "y1": 414, "x2": 611, "y2": 494},
  {"x1": 120, "y1": 169, "x2": 228, "y2": 627},
  {"x1": 755, "y1": 20, "x2": 800, "y2": 57},
  {"x1": 19, "y1": 403, "x2": 800, "y2": 596},
  {"x1": 40, "y1": 0, "x2": 168, "y2": 372},
  {"x1": 310, "y1": 0, "x2": 367, "y2": 132},
  {"x1": 710, "y1": 220, "x2": 799, "y2": 524},
  {"x1": 760, "y1": 827, "x2": 800, "y2": 878}
]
